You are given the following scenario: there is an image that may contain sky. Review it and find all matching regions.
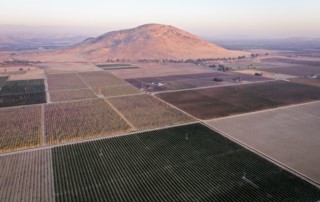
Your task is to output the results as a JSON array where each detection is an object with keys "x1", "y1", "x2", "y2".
[{"x1": 1, "y1": 0, "x2": 320, "y2": 38}]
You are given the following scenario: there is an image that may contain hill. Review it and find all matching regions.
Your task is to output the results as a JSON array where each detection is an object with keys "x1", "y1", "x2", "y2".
[{"x1": 69, "y1": 24, "x2": 248, "y2": 60}]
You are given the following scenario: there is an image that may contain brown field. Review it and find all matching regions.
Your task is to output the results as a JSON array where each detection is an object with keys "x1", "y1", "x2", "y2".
[
  {"x1": 100, "y1": 85, "x2": 142, "y2": 97},
  {"x1": 45, "y1": 99, "x2": 131, "y2": 144},
  {"x1": 108, "y1": 94, "x2": 195, "y2": 130},
  {"x1": 156, "y1": 81, "x2": 320, "y2": 119},
  {"x1": 0, "y1": 105, "x2": 42, "y2": 153},
  {"x1": 43, "y1": 62, "x2": 100, "y2": 74},
  {"x1": 47, "y1": 73, "x2": 87, "y2": 91},
  {"x1": 109, "y1": 63, "x2": 215, "y2": 79},
  {"x1": 0, "y1": 150, "x2": 53, "y2": 202},
  {"x1": 49, "y1": 89, "x2": 97, "y2": 102},
  {"x1": 290, "y1": 77, "x2": 320, "y2": 88},
  {"x1": 79, "y1": 71, "x2": 127, "y2": 88},
  {"x1": 207, "y1": 101, "x2": 320, "y2": 184},
  {"x1": 0, "y1": 66, "x2": 45, "y2": 81}
]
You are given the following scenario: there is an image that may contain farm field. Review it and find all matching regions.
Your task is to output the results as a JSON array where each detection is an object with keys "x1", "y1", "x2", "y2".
[
  {"x1": 0, "y1": 79, "x2": 45, "y2": 94},
  {"x1": 0, "y1": 76, "x2": 8, "y2": 87},
  {"x1": 78, "y1": 71, "x2": 127, "y2": 88},
  {"x1": 0, "y1": 105, "x2": 42, "y2": 152},
  {"x1": 100, "y1": 85, "x2": 142, "y2": 97},
  {"x1": 97, "y1": 63, "x2": 139, "y2": 70},
  {"x1": 52, "y1": 123, "x2": 320, "y2": 201},
  {"x1": 45, "y1": 99, "x2": 131, "y2": 144},
  {"x1": 0, "y1": 92, "x2": 46, "y2": 108},
  {"x1": 207, "y1": 101, "x2": 320, "y2": 184},
  {"x1": 47, "y1": 73, "x2": 87, "y2": 91},
  {"x1": 44, "y1": 62, "x2": 100, "y2": 74},
  {"x1": 262, "y1": 65, "x2": 320, "y2": 77},
  {"x1": 290, "y1": 77, "x2": 320, "y2": 88},
  {"x1": 262, "y1": 57, "x2": 320, "y2": 66},
  {"x1": 0, "y1": 79, "x2": 46, "y2": 107},
  {"x1": 156, "y1": 80, "x2": 320, "y2": 119},
  {"x1": 109, "y1": 63, "x2": 215, "y2": 79},
  {"x1": 0, "y1": 150, "x2": 53, "y2": 202},
  {"x1": 126, "y1": 72, "x2": 270, "y2": 92},
  {"x1": 49, "y1": 89, "x2": 97, "y2": 102},
  {"x1": 108, "y1": 94, "x2": 195, "y2": 129}
]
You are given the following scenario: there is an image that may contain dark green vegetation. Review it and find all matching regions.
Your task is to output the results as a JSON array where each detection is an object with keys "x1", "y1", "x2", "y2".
[
  {"x1": 157, "y1": 81, "x2": 320, "y2": 119},
  {"x1": 0, "y1": 76, "x2": 8, "y2": 88},
  {"x1": 0, "y1": 79, "x2": 45, "y2": 94},
  {"x1": 52, "y1": 124, "x2": 320, "y2": 201},
  {"x1": 97, "y1": 64, "x2": 139, "y2": 70},
  {"x1": 0, "y1": 79, "x2": 46, "y2": 107}
]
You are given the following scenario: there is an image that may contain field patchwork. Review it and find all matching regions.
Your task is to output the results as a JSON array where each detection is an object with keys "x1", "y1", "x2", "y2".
[
  {"x1": 108, "y1": 94, "x2": 195, "y2": 129},
  {"x1": 45, "y1": 99, "x2": 132, "y2": 144},
  {"x1": 157, "y1": 81, "x2": 320, "y2": 119}
]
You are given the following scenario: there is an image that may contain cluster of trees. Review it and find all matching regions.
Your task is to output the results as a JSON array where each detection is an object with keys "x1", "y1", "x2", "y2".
[
  {"x1": 208, "y1": 64, "x2": 232, "y2": 72},
  {"x1": 0, "y1": 60, "x2": 41, "y2": 67}
]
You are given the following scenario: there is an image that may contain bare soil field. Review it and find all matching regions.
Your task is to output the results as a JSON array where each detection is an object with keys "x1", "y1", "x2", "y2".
[
  {"x1": 47, "y1": 73, "x2": 87, "y2": 91},
  {"x1": 108, "y1": 94, "x2": 195, "y2": 130},
  {"x1": 0, "y1": 105, "x2": 42, "y2": 153},
  {"x1": 157, "y1": 81, "x2": 320, "y2": 119},
  {"x1": 45, "y1": 99, "x2": 132, "y2": 144},
  {"x1": 49, "y1": 89, "x2": 97, "y2": 102},
  {"x1": 109, "y1": 63, "x2": 215, "y2": 79},
  {"x1": 0, "y1": 66, "x2": 45, "y2": 80},
  {"x1": 78, "y1": 71, "x2": 127, "y2": 88},
  {"x1": 43, "y1": 62, "x2": 100, "y2": 74},
  {"x1": 207, "y1": 101, "x2": 320, "y2": 184},
  {"x1": 290, "y1": 77, "x2": 320, "y2": 88},
  {"x1": 0, "y1": 149, "x2": 53, "y2": 202}
]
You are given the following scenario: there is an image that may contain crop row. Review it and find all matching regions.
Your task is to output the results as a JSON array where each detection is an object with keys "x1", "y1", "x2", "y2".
[
  {"x1": 78, "y1": 71, "x2": 127, "y2": 88},
  {"x1": 47, "y1": 73, "x2": 87, "y2": 91},
  {"x1": 157, "y1": 80, "x2": 320, "y2": 119},
  {"x1": 52, "y1": 123, "x2": 320, "y2": 201},
  {"x1": 0, "y1": 150, "x2": 53, "y2": 202},
  {"x1": 108, "y1": 94, "x2": 195, "y2": 129},
  {"x1": 45, "y1": 99, "x2": 132, "y2": 144},
  {"x1": 0, "y1": 105, "x2": 42, "y2": 152},
  {"x1": 0, "y1": 79, "x2": 45, "y2": 95},
  {"x1": 100, "y1": 85, "x2": 142, "y2": 97},
  {"x1": 49, "y1": 89, "x2": 97, "y2": 102}
]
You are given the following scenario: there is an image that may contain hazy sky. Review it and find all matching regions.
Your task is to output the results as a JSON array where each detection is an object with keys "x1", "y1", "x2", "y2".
[{"x1": 1, "y1": 0, "x2": 320, "y2": 38}]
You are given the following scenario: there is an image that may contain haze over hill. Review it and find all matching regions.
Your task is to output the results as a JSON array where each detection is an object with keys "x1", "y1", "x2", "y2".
[{"x1": 67, "y1": 24, "x2": 248, "y2": 60}]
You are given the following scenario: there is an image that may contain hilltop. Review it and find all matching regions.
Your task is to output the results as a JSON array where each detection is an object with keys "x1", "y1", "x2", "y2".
[{"x1": 68, "y1": 24, "x2": 247, "y2": 60}]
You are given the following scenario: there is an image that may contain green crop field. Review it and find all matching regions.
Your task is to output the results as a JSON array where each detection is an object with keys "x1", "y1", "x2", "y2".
[{"x1": 52, "y1": 123, "x2": 320, "y2": 201}]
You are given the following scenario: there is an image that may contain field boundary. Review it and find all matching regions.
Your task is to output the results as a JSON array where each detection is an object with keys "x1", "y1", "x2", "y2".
[
  {"x1": 0, "y1": 121, "x2": 200, "y2": 157},
  {"x1": 206, "y1": 100, "x2": 320, "y2": 122},
  {"x1": 153, "y1": 79, "x2": 277, "y2": 95},
  {"x1": 104, "y1": 99, "x2": 137, "y2": 131},
  {"x1": 202, "y1": 122, "x2": 320, "y2": 189}
]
